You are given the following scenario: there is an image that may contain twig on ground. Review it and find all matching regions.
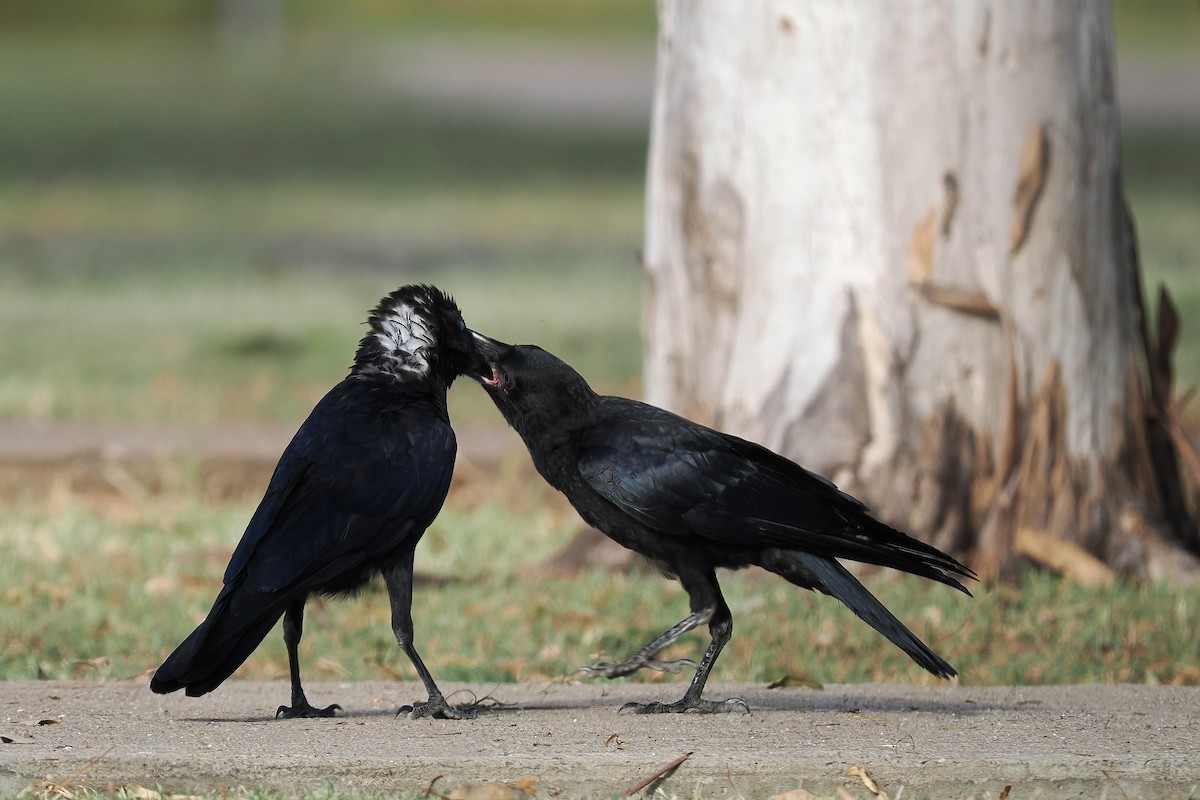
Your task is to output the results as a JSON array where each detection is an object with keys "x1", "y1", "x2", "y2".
[
  {"x1": 621, "y1": 751, "x2": 693, "y2": 797},
  {"x1": 1101, "y1": 769, "x2": 1130, "y2": 800},
  {"x1": 25, "y1": 744, "x2": 117, "y2": 800},
  {"x1": 423, "y1": 775, "x2": 447, "y2": 799}
]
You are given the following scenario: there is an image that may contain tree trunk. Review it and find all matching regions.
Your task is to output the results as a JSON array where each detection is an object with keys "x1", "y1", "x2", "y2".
[{"x1": 642, "y1": 0, "x2": 1200, "y2": 583}]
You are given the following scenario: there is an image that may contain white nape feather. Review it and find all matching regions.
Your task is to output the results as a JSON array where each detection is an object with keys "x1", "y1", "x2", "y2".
[{"x1": 373, "y1": 301, "x2": 436, "y2": 377}]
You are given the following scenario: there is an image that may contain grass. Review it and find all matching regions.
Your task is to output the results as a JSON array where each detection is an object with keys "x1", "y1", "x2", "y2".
[
  {"x1": 0, "y1": 1, "x2": 657, "y2": 40},
  {"x1": 0, "y1": 28, "x2": 650, "y2": 186},
  {"x1": 4, "y1": 470, "x2": 1200, "y2": 688},
  {"x1": 0, "y1": 252, "x2": 644, "y2": 426}
]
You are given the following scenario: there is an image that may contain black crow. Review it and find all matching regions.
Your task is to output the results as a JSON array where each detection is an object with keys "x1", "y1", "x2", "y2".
[
  {"x1": 467, "y1": 333, "x2": 975, "y2": 714},
  {"x1": 151, "y1": 285, "x2": 481, "y2": 720}
]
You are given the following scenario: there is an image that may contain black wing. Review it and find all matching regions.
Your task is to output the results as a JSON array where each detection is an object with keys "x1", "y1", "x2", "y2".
[
  {"x1": 223, "y1": 380, "x2": 456, "y2": 594},
  {"x1": 576, "y1": 403, "x2": 971, "y2": 589}
]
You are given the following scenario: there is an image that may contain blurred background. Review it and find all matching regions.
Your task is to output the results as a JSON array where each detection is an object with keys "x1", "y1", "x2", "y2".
[
  {"x1": 0, "y1": 0, "x2": 1197, "y2": 427},
  {"x1": 2, "y1": 1, "x2": 1199, "y2": 688},
  {"x1": 0, "y1": 0, "x2": 656, "y2": 430}
]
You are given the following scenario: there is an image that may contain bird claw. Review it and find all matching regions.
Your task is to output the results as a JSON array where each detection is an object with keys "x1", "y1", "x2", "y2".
[
  {"x1": 577, "y1": 661, "x2": 615, "y2": 677},
  {"x1": 397, "y1": 698, "x2": 478, "y2": 721},
  {"x1": 618, "y1": 697, "x2": 750, "y2": 715},
  {"x1": 276, "y1": 702, "x2": 341, "y2": 719},
  {"x1": 578, "y1": 657, "x2": 697, "y2": 679}
]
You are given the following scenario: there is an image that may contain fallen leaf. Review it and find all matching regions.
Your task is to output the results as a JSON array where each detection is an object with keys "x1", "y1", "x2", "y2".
[
  {"x1": 843, "y1": 766, "x2": 884, "y2": 797},
  {"x1": 446, "y1": 782, "x2": 534, "y2": 800},
  {"x1": 769, "y1": 789, "x2": 825, "y2": 800},
  {"x1": 1, "y1": 733, "x2": 33, "y2": 744},
  {"x1": 121, "y1": 786, "x2": 202, "y2": 800},
  {"x1": 27, "y1": 781, "x2": 75, "y2": 800},
  {"x1": 999, "y1": 786, "x2": 1012, "y2": 800},
  {"x1": 767, "y1": 675, "x2": 823, "y2": 690}
]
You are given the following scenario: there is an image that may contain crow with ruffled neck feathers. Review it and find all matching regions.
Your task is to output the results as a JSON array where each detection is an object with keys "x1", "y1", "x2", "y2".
[
  {"x1": 467, "y1": 332, "x2": 975, "y2": 714},
  {"x1": 152, "y1": 285, "x2": 482, "y2": 719}
]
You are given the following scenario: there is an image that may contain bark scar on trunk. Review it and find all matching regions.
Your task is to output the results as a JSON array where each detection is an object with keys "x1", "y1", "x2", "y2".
[
  {"x1": 919, "y1": 285, "x2": 1002, "y2": 322},
  {"x1": 1009, "y1": 123, "x2": 1050, "y2": 254}
]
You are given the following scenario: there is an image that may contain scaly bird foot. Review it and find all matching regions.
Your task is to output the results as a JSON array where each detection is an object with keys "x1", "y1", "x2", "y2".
[
  {"x1": 276, "y1": 702, "x2": 341, "y2": 719},
  {"x1": 397, "y1": 696, "x2": 478, "y2": 721},
  {"x1": 618, "y1": 697, "x2": 750, "y2": 715},
  {"x1": 578, "y1": 657, "x2": 696, "y2": 679}
]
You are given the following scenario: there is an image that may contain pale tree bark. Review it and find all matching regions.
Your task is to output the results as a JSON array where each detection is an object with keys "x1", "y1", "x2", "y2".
[{"x1": 643, "y1": 0, "x2": 1200, "y2": 583}]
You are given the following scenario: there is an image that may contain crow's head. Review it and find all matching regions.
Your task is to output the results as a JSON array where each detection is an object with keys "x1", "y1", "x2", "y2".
[
  {"x1": 466, "y1": 331, "x2": 596, "y2": 435},
  {"x1": 353, "y1": 285, "x2": 483, "y2": 385}
]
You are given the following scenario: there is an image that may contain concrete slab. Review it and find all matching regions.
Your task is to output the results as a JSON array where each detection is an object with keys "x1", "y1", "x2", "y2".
[{"x1": 2, "y1": 680, "x2": 1197, "y2": 798}]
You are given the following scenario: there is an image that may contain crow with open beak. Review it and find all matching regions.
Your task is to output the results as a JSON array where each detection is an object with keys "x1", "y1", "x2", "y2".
[{"x1": 467, "y1": 331, "x2": 974, "y2": 714}]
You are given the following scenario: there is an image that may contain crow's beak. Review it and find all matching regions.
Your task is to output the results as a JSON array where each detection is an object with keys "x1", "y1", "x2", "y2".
[{"x1": 467, "y1": 330, "x2": 511, "y2": 388}]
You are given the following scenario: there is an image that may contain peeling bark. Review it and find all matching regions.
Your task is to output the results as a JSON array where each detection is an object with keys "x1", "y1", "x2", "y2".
[
  {"x1": 643, "y1": 0, "x2": 1200, "y2": 584},
  {"x1": 1008, "y1": 124, "x2": 1049, "y2": 254}
]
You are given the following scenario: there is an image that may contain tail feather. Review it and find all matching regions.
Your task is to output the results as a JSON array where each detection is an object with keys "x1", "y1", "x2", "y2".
[
  {"x1": 757, "y1": 517, "x2": 976, "y2": 594},
  {"x1": 784, "y1": 552, "x2": 957, "y2": 678},
  {"x1": 150, "y1": 584, "x2": 286, "y2": 697}
]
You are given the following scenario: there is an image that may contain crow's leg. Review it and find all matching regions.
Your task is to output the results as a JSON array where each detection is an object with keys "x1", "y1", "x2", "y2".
[
  {"x1": 276, "y1": 599, "x2": 341, "y2": 719},
  {"x1": 383, "y1": 555, "x2": 475, "y2": 720},
  {"x1": 619, "y1": 569, "x2": 749, "y2": 715},
  {"x1": 578, "y1": 609, "x2": 707, "y2": 678}
]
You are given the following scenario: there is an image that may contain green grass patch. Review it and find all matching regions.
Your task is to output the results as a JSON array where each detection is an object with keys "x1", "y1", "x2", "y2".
[
  {"x1": 1112, "y1": 0, "x2": 1200, "y2": 54},
  {"x1": 0, "y1": 1, "x2": 657, "y2": 40},
  {"x1": 0, "y1": 31, "x2": 649, "y2": 186},
  {"x1": 0, "y1": 254, "x2": 643, "y2": 426},
  {"x1": 4, "y1": 485, "x2": 1198, "y2": 688}
]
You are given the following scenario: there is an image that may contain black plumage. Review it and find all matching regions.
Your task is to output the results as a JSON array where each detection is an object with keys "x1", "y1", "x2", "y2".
[
  {"x1": 151, "y1": 285, "x2": 481, "y2": 719},
  {"x1": 467, "y1": 333, "x2": 975, "y2": 714}
]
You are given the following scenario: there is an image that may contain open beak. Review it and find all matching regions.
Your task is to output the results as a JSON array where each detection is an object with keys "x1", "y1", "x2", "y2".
[{"x1": 467, "y1": 330, "x2": 512, "y2": 388}]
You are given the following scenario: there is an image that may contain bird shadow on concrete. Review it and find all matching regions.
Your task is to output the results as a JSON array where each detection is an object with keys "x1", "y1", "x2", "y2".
[{"x1": 176, "y1": 685, "x2": 1002, "y2": 723}]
